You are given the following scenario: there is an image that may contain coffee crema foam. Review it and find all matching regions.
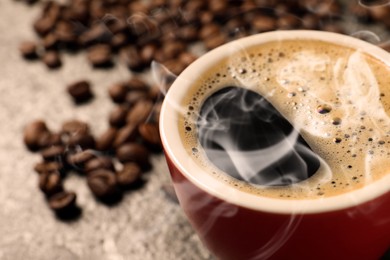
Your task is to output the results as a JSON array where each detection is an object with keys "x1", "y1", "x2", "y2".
[{"x1": 179, "y1": 39, "x2": 390, "y2": 199}]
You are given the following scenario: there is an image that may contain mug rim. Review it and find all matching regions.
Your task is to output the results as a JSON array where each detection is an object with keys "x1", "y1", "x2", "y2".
[{"x1": 160, "y1": 30, "x2": 390, "y2": 214}]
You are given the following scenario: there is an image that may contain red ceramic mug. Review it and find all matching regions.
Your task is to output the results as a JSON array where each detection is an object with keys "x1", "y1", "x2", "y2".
[{"x1": 160, "y1": 31, "x2": 390, "y2": 260}]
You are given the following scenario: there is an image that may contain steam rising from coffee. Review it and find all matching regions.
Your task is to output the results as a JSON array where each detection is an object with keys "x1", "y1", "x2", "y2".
[{"x1": 197, "y1": 86, "x2": 320, "y2": 186}]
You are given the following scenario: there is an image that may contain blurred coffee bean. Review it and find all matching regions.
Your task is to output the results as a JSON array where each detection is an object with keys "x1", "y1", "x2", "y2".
[
  {"x1": 54, "y1": 20, "x2": 77, "y2": 47},
  {"x1": 301, "y1": 14, "x2": 320, "y2": 30},
  {"x1": 33, "y1": 17, "x2": 56, "y2": 37},
  {"x1": 110, "y1": 33, "x2": 128, "y2": 50},
  {"x1": 109, "y1": 82, "x2": 129, "y2": 103},
  {"x1": 39, "y1": 171, "x2": 63, "y2": 196},
  {"x1": 42, "y1": 33, "x2": 59, "y2": 50},
  {"x1": 48, "y1": 191, "x2": 77, "y2": 212},
  {"x1": 61, "y1": 119, "x2": 89, "y2": 136},
  {"x1": 42, "y1": 51, "x2": 62, "y2": 69},
  {"x1": 177, "y1": 26, "x2": 198, "y2": 42},
  {"x1": 87, "y1": 44, "x2": 113, "y2": 68},
  {"x1": 120, "y1": 45, "x2": 144, "y2": 71},
  {"x1": 138, "y1": 123, "x2": 161, "y2": 147},
  {"x1": 140, "y1": 43, "x2": 158, "y2": 65},
  {"x1": 24, "y1": 120, "x2": 50, "y2": 151},
  {"x1": 204, "y1": 33, "x2": 227, "y2": 50},
  {"x1": 40, "y1": 145, "x2": 65, "y2": 161},
  {"x1": 126, "y1": 99, "x2": 154, "y2": 126},
  {"x1": 67, "y1": 133, "x2": 95, "y2": 150},
  {"x1": 113, "y1": 123, "x2": 139, "y2": 148},
  {"x1": 109, "y1": 105, "x2": 129, "y2": 128},
  {"x1": 84, "y1": 156, "x2": 115, "y2": 173},
  {"x1": 125, "y1": 90, "x2": 149, "y2": 106},
  {"x1": 179, "y1": 52, "x2": 197, "y2": 67},
  {"x1": 161, "y1": 41, "x2": 186, "y2": 60},
  {"x1": 252, "y1": 15, "x2": 277, "y2": 32},
  {"x1": 19, "y1": 41, "x2": 38, "y2": 60},
  {"x1": 116, "y1": 162, "x2": 142, "y2": 188},
  {"x1": 96, "y1": 127, "x2": 118, "y2": 151},
  {"x1": 277, "y1": 14, "x2": 301, "y2": 29},
  {"x1": 67, "y1": 80, "x2": 93, "y2": 104},
  {"x1": 127, "y1": 78, "x2": 149, "y2": 92},
  {"x1": 87, "y1": 169, "x2": 118, "y2": 198},
  {"x1": 67, "y1": 149, "x2": 95, "y2": 169},
  {"x1": 199, "y1": 23, "x2": 220, "y2": 40},
  {"x1": 34, "y1": 161, "x2": 64, "y2": 175},
  {"x1": 116, "y1": 143, "x2": 150, "y2": 168},
  {"x1": 79, "y1": 24, "x2": 112, "y2": 47}
]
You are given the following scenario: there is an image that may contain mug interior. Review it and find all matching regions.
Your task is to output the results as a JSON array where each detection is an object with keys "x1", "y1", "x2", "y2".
[{"x1": 160, "y1": 30, "x2": 390, "y2": 214}]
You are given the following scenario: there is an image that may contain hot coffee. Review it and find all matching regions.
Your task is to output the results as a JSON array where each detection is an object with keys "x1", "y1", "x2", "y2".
[{"x1": 179, "y1": 39, "x2": 390, "y2": 199}]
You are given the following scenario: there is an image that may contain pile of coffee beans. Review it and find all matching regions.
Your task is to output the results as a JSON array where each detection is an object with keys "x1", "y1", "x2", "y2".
[
  {"x1": 24, "y1": 77, "x2": 161, "y2": 219},
  {"x1": 19, "y1": 0, "x2": 351, "y2": 72}
]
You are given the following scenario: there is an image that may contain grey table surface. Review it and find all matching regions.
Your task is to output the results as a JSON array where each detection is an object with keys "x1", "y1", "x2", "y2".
[
  {"x1": 0, "y1": 1, "x2": 212, "y2": 260},
  {"x1": 1, "y1": 1, "x2": 390, "y2": 260}
]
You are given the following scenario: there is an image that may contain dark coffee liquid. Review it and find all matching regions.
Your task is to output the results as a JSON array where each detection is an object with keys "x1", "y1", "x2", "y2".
[{"x1": 197, "y1": 86, "x2": 320, "y2": 186}]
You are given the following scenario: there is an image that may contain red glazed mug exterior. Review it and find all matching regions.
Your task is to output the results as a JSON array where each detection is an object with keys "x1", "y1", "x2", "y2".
[{"x1": 160, "y1": 31, "x2": 390, "y2": 260}]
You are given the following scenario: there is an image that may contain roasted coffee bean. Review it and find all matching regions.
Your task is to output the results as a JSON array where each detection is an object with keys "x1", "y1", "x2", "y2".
[
  {"x1": 126, "y1": 99, "x2": 154, "y2": 126},
  {"x1": 96, "y1": 127, "x2": 118, "y2": 151},
  {"x1": 24, "y1": 120, "x2": 50, "y2": 151},
  {"x1": 277, "y1": 14, "x2": 301, "y2": 29},
  {"x1": 42, "y1": 51, "x2": 62, "y2": 69},
  {"x1": 67, "y1": 133, "x2": 95, "y2": 149},
  {"x1": 138, "y1": 123, "x2": 161, "y2": 147},
  {"x1": 116, "y1": 163, "x2": 142, "y2": 188},
  {"x1": 140, "y1": 43, "x2": 158, "y2": 65},
  {"x1": 79, "y1": 24, "x2": 112, "y2": 46},
  {"x1": 204, "y1": 33, "x2": 227, "y2": 50},
  {"x1": 33, "y1": 17, "x2": 56, "y2": 37},
  {"x1": 109, "y1": 105, "x2": 129, "y2": 128},
  {"x1": 48, "y1": 191, "x2": 77, "y2": 211},
  {"x1": 177, "y1": 26, "x2": 198, "y2": 42},
  {"x1": 87, "y1": 169, "x2": 118, "y2": 198},
  {"x1": 110, "y1": 33, "x2": 128, "y2": 50},
  {"x1": 61, "y1": 120, "x2": 89, "y2": 136},
  {"x1": 19, "y1": 41, "x2": 38, "y2": 59},
  {"x1": 39, "y1": 171, "x2": 63, "y2": 196},
  {"x1": 252, "y1": 15, "x2": 277, "y2": 32},
  {"x1": 67, "y1": 80, "x2": 93, "y2": 103},
  {"x1": 301, "y1": 14, "x2": 320, "y2": 30},
  {"x1": 87, "y1": 44, "x2": 113, "y2": 67},
  {"x1": 179, "y1": 52, "x2": 197, "y2": 67},
  {"x1": 209, "y1": 0, "x2": 228, "y2": 15},
  {"x1": 200, "y1": 11, "x2": 214, "y2": 25},
  {"x1": 116, "y1": 143, "x2": 150, "y2": 168},
  {"x1": 125, "y1": 90, "x2": 149, "y2": 106},
  {"x1": 54, "y1": 20, "x2": 77, "y2": 46},
  {"x1": 161, "y1": 41, "x2": 185, "y2": 60},
  {"x1": 108, "y1": 83, "x2": 129, "y2": 103},
  {"x1": 42, "y1": 33, "x2": 59, "y2": 50},
  {"x1": 113, "y1": 123, "x2": 139, "y2": 148},
  {"x1": 162, "y1": 59, "x2": 186, "y2": 76},
  {"x1": 34, "y1": 161, "x2": 63, "y2": 175},
  {"x1": 40, "y1": 145, "x2": 65, "y2": 161},
  {"x1": 120, "y1": 45, "x2": 144, "y2": 71},
  {"x1": 67, "y1": 149, "x2": 95, "y2": 169},
  {"x1": 127, "y1": 78, "x2": 149, "y2": 92},
  {"x1": 84, "y1": 156, "x2": 115, "y2": 173},
  {"x1": 199, "y1": 23, "x2": 220, "y2": 40}
]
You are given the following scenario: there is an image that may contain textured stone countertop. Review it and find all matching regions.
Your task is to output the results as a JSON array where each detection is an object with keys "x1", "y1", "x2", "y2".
[{"x1": 0, "y1": 1, "x2": 211, "y2": 260}]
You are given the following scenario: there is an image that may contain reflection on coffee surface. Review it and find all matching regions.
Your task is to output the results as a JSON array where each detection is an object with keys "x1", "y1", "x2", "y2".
[{"x1": 179, "y1": 39, "x2": 390, "y2": 199}]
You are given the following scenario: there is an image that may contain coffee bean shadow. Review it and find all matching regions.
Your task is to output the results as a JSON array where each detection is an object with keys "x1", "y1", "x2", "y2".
[
  {"x1": 120, "y1": 178, "x2": 147, "y2": 192},
  {"x1": 54, "y1": 205, "x2": 82, "y2": 222},
  {"x1": 92, "y1": 61, "x2": 115, "y2": 69},
  {"x1": 94, "y1": 191, "x2": 124, "y2": 207}
]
